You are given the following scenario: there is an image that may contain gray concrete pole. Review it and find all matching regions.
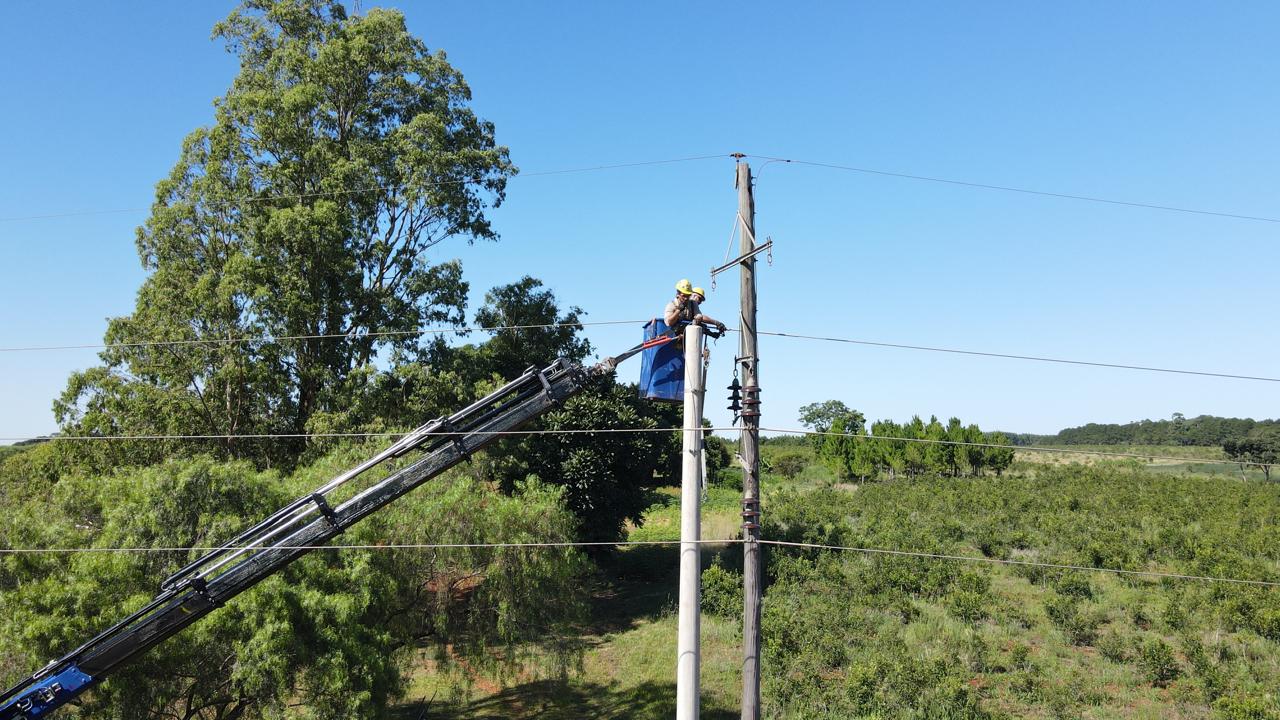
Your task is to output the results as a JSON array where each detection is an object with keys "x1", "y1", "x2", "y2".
[{"x1": 676, "y1": 323, "x2": 705, "y2": 720}]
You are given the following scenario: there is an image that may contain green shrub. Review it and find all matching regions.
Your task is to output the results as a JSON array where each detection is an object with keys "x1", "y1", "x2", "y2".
[
  {"x1": 1214, "y1": 694, "x2": 1280, "y2": 720},
  {"x1": 949, "y1": 590, "x2": 987, "y2": 623},
  {"x1": 1137, "y1": 637, "x2": 1181, "y2": 686},
  {"x1": 1009, "y1": 642, "x2": 1032, "y2": 670},
  {"x1": 1046, "y1": 595, "x2": 1102, "y2": 645},
  {"x1": 956, "y1": 571, "x2": 992, "y2": 595},
  {"x1": 772, "y1": 453, "x2": 807, "y2": 481},
  {"x1": 1251, "y1": 607, "x2": 1280, "y2": 641},
  {"x1": 974, "y1": 529, "x2": 1010, "y2": 559},
  {"x1": 1181, "y1": 635, "x2": 1226, "y2": 701},
  {"x1": 1097, "y1": 630, "x2": 1129, "y2": 663},
  {"x1": 701, "y1": 561, "x2": 742, "y2": 620},
  {"x1": 716, "y1": 468, "x2": 743, "y2": 491},
  {"x1": 1052, "y1": 571, "x2": 1094, "y2": 600}
]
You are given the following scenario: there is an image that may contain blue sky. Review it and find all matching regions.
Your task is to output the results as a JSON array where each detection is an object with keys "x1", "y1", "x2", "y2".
[{"x1": 1, "y1": 1, "x2": 1277, "y2": 440}]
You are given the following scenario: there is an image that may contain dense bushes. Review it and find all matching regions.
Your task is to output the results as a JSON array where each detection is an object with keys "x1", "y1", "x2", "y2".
[
  {"x1": 756, "y1": 464, "x2": 1280, "y2": 718},
  {"x1": 0, "y1": 452, "x2": 590, "y2": 718}
]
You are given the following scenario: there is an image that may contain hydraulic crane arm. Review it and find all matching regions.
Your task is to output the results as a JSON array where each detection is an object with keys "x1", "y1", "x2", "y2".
[{"x1": 1, "y1": 357, "x2": 606, "y2": 719}]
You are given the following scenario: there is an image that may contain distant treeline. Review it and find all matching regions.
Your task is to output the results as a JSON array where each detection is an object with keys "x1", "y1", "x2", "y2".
[
  {"x1": 1008, "y1": 414, "x2": 1280, "y2": 446},
  {"x1": 795, "y1": 401, "x2": 1014, "y2": 481}
]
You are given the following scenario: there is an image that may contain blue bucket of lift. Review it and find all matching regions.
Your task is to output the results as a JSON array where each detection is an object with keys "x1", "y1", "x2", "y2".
[{"x1": 639, "y1": 318, "x2": 684, "y2": 402}]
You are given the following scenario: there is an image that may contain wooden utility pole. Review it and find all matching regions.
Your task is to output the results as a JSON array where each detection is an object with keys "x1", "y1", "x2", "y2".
[
  {"x1": 676, "y1": 323, "x2": 705, "y2": 720},
  {"x1": 736, "y1": 159, "x2": 763, "y2": 720}
]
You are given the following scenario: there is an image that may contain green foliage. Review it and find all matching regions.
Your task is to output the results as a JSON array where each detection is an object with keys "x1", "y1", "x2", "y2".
[
  {"x1": 1137, "y1": 637, "x2": 1181, "y2": 686},
  {"x1": 798, "y1": 400, "x2": 864, "y2": 436},
  {"x1": 701, "y1": 560, "x2": 743, "y2": 620},
  {"x1": 1045, "y1": 595, "x2": 1103, "y2": 645},
  {"x1": 0, "y1": 448, "x2": 590, "y2": 718},
  {"x1": 1041, "y1": 413, "x2": 1278, "y2": 448},
  {"x1": 55, "y1": 0, "x2": 514, "y2": 470},
  {"x1": 1224, "y1": 427, "x2": 1280, "y2": 482},
  {"x1": 489, "y1": 381, "x2": 678, "y2": 543},
  {"x1": 1214, "y1": 694, "x2": 1280, "y2": 720},
  {"x1": 1097, "y1": 630, "x2": 1129, "y2": 663},
  {"x1": 748, "y1": 463, "x2": 1280, "y2": 717},
  {"x1": 771, "y1": 453, "x2": 806, "y2": 481},
  {"x1": 473, "y1": 275, "x2": 592, "y2": 381},
  {"x1": 800, "y1": 402, "x2": 1015, "y2": 481},
  {"x1": 304, "y1": 275, "x2": 594, "y2": 452},
  {"x1": 704, "y1": 433, "x2": 735, "y2": 487}
]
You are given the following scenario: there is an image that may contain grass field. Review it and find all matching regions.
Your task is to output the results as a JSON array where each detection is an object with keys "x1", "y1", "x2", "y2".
[{"x1": 1013, "y1": 444, "x2": 1272, "y2": 482}]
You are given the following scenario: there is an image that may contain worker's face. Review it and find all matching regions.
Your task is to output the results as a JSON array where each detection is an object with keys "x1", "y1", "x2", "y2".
[{"x1": 692, "y1": 294, "x2": 704, "y2": 303}]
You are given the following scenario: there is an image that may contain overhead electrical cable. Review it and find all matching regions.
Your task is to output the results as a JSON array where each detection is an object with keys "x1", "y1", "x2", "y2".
[
  {"x1": 0, "y1": 539, "x2": 727, "y2": 554},
  {"x1": 745, "y1": 154, "x2": 1280, "y2": 223},
  {"x1": 2, "y1": 537, "x2": 1275, "y2": 589},
  {"x1": 0, "y1": 319, "x2": 646, "y2": 353},
  {"x1": 6, "y1": 426, "x2": 1273, "y2": 470},
  {"x1": 0, "y1": 154, "x2": 729, "y2": 223},
  {"x1": 4, "y1": 323, "x2": 1275, "y2": 388},
  {"x1": 0, "y1": 426, "x2": 730, "y2": 444},
  {"x1": 757, "y1": 330, "x2": 1280, "y2": 383}
]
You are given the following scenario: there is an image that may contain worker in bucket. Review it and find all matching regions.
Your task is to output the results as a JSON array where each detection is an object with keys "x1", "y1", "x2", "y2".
[{"x1": 664, "y1": 279, "x2": 726, "y2": 332}]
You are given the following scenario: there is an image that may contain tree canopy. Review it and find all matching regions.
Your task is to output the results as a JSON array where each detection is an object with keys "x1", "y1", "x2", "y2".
[
  {"x1": 1017, "y1": 414, "x2": 1280, "y2": 447},
  {"x1": 55, "y1": 0, "x2": 514, "y2": 470},
  {"x1": 1224, "y1": 427, "x2": 1280, "y2": 482}
]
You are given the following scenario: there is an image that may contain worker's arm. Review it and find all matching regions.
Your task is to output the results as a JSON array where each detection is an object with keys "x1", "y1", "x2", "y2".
[
  {"x1": 694, "y1": 313, "x2": 727, "y2": 331},
  {"x1": 663, "y1": 301, "x2": 682, "y2": 327}
]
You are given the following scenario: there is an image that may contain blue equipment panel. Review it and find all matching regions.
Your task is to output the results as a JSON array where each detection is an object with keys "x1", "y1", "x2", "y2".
[
  {"x1": 0, "y1": 665, "x2": 94, "y2": 719},
  {"x1": 639, "y1": 319, "x2": 684, "y2": 402}
]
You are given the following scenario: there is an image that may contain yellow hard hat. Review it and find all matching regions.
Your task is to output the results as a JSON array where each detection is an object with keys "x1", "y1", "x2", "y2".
[
  {"x1": 691, "y1": 287, "x2": 706, "y2": 299},
  {"x1": 675, "y1": 278, "x2": 693, "y2": 295}
]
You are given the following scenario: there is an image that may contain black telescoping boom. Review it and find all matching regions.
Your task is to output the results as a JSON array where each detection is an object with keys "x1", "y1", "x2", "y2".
[{"x1": 1, "y1": 357, "x2": 607, "y2": 719}]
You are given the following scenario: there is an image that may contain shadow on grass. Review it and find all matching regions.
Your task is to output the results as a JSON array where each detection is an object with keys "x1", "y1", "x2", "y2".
[
  {"x1": 588, "y1": 543, "x2": 740, "y2": 635},
  {"x1": 398, "y1": 679, "x2": 737, "y2": 720}
]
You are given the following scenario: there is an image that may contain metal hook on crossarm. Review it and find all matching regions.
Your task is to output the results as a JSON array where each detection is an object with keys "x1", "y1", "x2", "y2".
[{"x1": 709, "y1": 237, "x2": 773, "y2": 280}]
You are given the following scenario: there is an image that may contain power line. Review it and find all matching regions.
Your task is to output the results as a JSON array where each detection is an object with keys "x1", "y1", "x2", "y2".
[
  {"x1": 7, "y1": 425, "x2": 1269, "y2": 471},
  {"x1": 0, "y1": 319, "x2": 645, "y2": 353},
  {"x1": 746, "y1": 154, "x2": 1280, "y2": 224},
  {"x1": 0, "y1": 155, "x2": 729, "y2": 223},
  {"x1": 759, "y1": 540, "x2": 1280, "y2": 588},
  {"x1": 759, "y1": 330, "x2": 1280, "y2": 383},
  {"x1": 6, "y1": 321, "x2": 1275, "y2": 391},
  {"x1": 0, "y1": 426, "x2": 726, "y2": 444},
  {"x1": 4, "y1": 536, "x2": 1274, "y2": 589},
  {"x1": 0, "y1": 539, "x2": 730, "y2": 555},
  {"x1": 7, "y1": 322, "x2": 1275, "y2": 395},
  {"x1": 761, "y1": 426, "x2": 1276, "y2": 469}
]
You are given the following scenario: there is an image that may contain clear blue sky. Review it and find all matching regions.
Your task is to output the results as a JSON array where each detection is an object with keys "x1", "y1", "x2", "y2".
[{"x1": 2, "y1": 2, "x2": 1277, "y2": 441}]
